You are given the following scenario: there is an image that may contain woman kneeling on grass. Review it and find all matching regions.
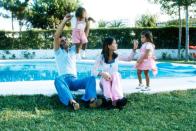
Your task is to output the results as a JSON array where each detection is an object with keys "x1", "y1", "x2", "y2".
[{"x1": 92, "y1": 37, "x2": 138, "y2": 109}]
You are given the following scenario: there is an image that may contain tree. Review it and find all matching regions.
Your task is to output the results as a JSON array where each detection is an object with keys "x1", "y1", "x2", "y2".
[
  {"x1": 148, "y1": 0, "x2": 183, "y2": 60},
  {"x1": 148, "y1": 0, "x2": 196, "y2": 61},
  {"x1": 25, "y1": 0, "x2": 79, "y2": 29},
  {"x1": 164, "y1": 18, "x2": 196, "y2": 26},
  {"x1": 0, "y1": 0, "x2": 29, "y2": 31},
  {"x1": 135, "y1": 14, "x2": 157, "y2": 27},
  {"x1": 182, "y1": 0, "x2": 196, "y2": 62},
  {"x1": 109, "y1": 20, "x2": 125, "y2": 28}
]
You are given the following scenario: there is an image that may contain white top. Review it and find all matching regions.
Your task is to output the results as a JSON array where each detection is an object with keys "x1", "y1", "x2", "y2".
[
  {"x1": 92, "y1": 55, "x2": 119, "y2": 76},
  {"x1": 54, "y1": 45, "x2": 77, "y2": 76},
  {"x1": 71, "y1": 16, "x2": 86, "y2": 31},
  {"x1": 92, "y1": 51, "x2": 136, "y2": 76}
]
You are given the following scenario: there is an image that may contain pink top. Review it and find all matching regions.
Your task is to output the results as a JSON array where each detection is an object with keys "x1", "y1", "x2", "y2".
[
  {"x1": 92, "y1": 51, "x2": 136, "y2": 76},
  {"x1": 71, "y1": 16, "x2": 86, "y2": 31},
  {"x1": 139, "y1": 42, "x2": 155, "y2": 59},
  {"x1": 136, "y1": 42, "x2": 157, "y2": 75}
]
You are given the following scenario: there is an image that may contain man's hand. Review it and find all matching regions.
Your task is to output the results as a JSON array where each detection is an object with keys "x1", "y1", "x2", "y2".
[
  {"x1": 63, "y1": 14, "x2": 72, "y2": 22},
  {"x1": 54, "y1": 14, "x2": 71, "y2": 51}
]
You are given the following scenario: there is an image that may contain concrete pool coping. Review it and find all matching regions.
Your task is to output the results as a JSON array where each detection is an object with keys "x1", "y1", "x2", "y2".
[
  {"x1": 1, "y1": 59, "x2": 196, "y2": 67},
  {"x1": 0, "y1": 59, "x2": 196, "y2": 96},
  {"x1": 0, "y1": 76, "x2": 196, "y2": 96}
]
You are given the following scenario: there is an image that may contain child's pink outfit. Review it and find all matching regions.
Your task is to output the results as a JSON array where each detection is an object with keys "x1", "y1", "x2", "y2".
[
  {"x1": 71, "y1": 16, "x2": 88, "y2": 44},
  {"x1": 136, "y1": 42, "x2": 157, "y2": 75},
  {"x1": 92, "y1": 51, "x2": 136, "y2": 101}
]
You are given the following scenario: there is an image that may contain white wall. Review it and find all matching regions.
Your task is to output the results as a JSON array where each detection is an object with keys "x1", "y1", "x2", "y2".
[{"x1": 0, "y1": 49, "x2": 196, "y2": 60}]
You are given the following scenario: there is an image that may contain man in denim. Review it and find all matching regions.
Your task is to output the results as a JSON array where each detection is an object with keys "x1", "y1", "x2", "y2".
[{"x1": 54, "y1": 14, "x2": 102, "y2": 110}]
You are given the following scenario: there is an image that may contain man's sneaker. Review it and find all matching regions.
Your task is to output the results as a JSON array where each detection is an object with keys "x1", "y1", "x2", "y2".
[
  {"x1": 136, "y1": 83, "x2": 144, "y2": 89},
  {"x1": 71, "y1": 102, "x2": 80, "y2": 111},
  {"x1": 89, "y1": 99, "x2": 102, "y2": 108},
  {"x1": 141, "y1": 86, "x2": 151, "y2": 91}
]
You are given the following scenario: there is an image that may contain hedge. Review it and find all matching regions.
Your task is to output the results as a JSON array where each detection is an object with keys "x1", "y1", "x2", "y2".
[{"x1": 0, "y1": 27, "x2": 195, "y2": 49}]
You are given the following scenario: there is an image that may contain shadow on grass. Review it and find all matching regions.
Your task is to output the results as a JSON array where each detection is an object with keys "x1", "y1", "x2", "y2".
[
  {"x1": 0, "y1": 94, "x2": 109, "y2": 112},
  {"x1": 0, "y1": 89, "x2": 196, "y2": 112},
  {"x1": 0, "y1": 90, "x2": 196, "y2": 130}
]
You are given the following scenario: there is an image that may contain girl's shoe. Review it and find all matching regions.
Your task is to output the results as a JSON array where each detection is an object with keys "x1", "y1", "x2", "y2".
[
  {"x1": 76, "y1": 54, "x2": 81, "y2": 60},
  {"x1": 136, "y1": 83, "x2": 144, "y2": 89},
  {"x1": 81, "y1": 50, "x2": 86, "y2": 58},
  {"x1": 141, "y1": 86, "x2": 151, "y2": 91}
]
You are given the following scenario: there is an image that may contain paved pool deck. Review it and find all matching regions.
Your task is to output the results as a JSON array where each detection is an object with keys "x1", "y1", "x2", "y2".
[{"x1": 0, "y1": 76, "x2": 196, "y2": 96}]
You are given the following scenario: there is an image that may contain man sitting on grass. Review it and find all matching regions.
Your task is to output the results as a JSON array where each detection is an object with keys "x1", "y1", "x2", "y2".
[{"x1": 53, "y1": 14, "x2": 102, "y2": 110}]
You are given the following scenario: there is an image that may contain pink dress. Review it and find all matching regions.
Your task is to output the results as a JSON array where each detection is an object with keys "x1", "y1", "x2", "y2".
[
  {"x1": 136, "y1": 42, "x2": 157, "y2": 75},
  {"x1": 71, "y1": 16, "x2": 88, "y2": 44}
]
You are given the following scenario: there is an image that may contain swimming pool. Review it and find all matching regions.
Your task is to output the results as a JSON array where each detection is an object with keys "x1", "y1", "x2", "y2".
[{"x1": 0, "y1": 60, "x2": 195, "y2": 82}]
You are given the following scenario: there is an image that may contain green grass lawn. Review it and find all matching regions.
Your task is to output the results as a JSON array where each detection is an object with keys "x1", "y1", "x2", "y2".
[{"x1": 0, "y1": 90, "x2": 196, "y2": 131}]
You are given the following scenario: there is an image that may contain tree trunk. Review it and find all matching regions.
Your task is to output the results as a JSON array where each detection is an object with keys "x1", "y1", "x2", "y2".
[
  {"x1": 19, "y1": 20, "x2": 23, "y2": 45},
  {"x1": 185, "y1": 5, "x2": 189, "y2": 62},
  {"x1": 178, "y1": 6, "x2": 182, "y2": 60},
  {"x1": 11, "y1": 12, "x2": 14, "y2": 49},
  {"x1": 19, "y1": 20, "x2": 22, "y2": 32},
  {"x1": 11, "y1": 12, "x2": 14, "y2": 31}
]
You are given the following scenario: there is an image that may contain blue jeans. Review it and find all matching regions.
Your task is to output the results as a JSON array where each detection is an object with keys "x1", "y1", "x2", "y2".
[{"x1": 54, "y1": 74, "x2": 97, "y2": 106}]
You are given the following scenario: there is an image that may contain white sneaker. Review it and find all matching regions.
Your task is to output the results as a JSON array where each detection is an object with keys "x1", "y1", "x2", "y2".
[
  {"x1": 141, "y1": 86, "x2": 151, "y2": 91},
  {"x1": 76, "y1": 54, "x2": 81, "y2": 60},
  {"x1": 81, "y1": 50, "x2": 86, "y2": 58},
  {"x1": 136, "y1": 83, "x2": 144, "y2": 89}
]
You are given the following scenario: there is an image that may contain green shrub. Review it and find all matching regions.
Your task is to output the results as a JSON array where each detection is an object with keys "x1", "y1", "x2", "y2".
[
  {"x1": 0, "y1": 27, "x2": 195, "y2": 49},
  {"x1": 23, "y1": 51, "x2": 36, "y2": 59},
  {"x1": 11, "y1": 54, "x2": 16, "y2": 59}
]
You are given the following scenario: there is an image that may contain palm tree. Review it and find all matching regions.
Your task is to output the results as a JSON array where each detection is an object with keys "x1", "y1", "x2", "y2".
[
  {"x1": 109, "y1": 20, "x2": 125, "y2": 28},
  {"x1": 98, "y1": 20, "x2": 108, "y2": 28},
  {"x1": 181, "y1": 0, "x2": 196, "y2": 62},
  {"x1": 148, "y1": 0, "x2": 196, "y2": 61}
]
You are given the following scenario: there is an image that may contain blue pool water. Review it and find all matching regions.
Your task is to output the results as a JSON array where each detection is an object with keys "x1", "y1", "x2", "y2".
[{"x1": 0, "y1": 60, "x2": 195, "y2": 82}]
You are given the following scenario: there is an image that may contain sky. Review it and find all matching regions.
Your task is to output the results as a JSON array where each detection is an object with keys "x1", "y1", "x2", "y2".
[
  {"x1": 80, "y1": 0, "x2": 172, "y2": 22},
  {"x1": 0, "y1": 0, "x2": 174, "y2": 31}
]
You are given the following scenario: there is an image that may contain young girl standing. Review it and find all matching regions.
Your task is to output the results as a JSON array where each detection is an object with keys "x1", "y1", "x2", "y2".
[
  {"x1": 71, "y1": 7, "x2": 95, "y2": 59},
  {"x1": 136, "y1": 31, "x2": 157, "y2": 91}
]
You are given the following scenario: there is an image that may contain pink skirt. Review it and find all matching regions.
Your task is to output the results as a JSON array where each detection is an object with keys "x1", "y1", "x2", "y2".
[
  {"x1": 135, "y1": 58, "x2": 158, "y2": 75},
  {"x1": 72, "y1": 29, "x2": 88, "y2": 44}
]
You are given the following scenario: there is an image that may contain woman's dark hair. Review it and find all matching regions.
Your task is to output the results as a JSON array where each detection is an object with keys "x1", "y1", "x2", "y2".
[
  {"x1": 141, "y1": 30, "x2": 153, "y2": 43},
  {"x1": 101, "y1": 37, "x2": 118, "y2": 63},
  {"x1": 75, "y1": 7, "x2": 86, "y2": 18}
]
